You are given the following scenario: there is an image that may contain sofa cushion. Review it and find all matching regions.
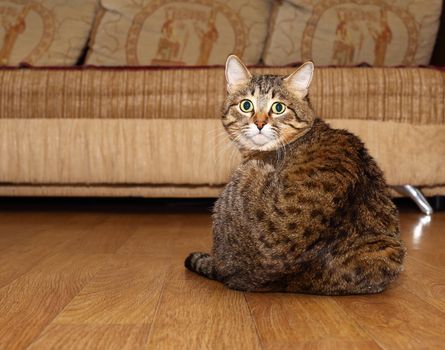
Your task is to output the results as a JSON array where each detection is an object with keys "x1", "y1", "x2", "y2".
[
  {"x1": 263, "y1": 0, "x2": 443, "y2": 66},
  {"x1": 0, "y1": 0, "x2": 97, "y2": 66},
  {"x1": 86, "y1": 0, "x2": 271, "y2": 66}
]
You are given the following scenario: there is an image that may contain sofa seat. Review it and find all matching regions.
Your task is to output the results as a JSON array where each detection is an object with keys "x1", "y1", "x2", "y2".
[{"x1": 0, "y1": 66, "x2": 444, "y2": 197}]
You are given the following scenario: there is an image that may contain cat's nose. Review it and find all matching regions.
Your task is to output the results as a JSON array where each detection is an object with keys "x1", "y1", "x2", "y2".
[{"x1": 255, "y1": 121, "x2": 265, "y2": 130}]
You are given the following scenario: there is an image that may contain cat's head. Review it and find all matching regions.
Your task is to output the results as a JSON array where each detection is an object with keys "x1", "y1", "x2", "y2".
[{"x1": 222, "y1": 55, "x2": 315, "y2": 152}]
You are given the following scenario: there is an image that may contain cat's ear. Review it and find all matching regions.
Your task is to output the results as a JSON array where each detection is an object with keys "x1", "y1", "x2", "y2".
[
  {"x1": 225, "y1": 55, "x2": 252, "y2": 92},
  {"x1": 283, "y1": 61, "x2": 314, "y2": 99}
]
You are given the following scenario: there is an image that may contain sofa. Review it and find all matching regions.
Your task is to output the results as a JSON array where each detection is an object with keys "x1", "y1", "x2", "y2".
[{"x1": 0, "y1": 0, "x2": 444, "y2": 204}]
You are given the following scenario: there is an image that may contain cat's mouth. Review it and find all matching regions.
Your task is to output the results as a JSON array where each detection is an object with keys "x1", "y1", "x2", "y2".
[{"x1": 243, "y1": 124, "x2": 276, "y2": 147}]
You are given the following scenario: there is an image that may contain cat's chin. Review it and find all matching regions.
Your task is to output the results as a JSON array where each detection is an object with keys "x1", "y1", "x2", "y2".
[
  {"x1": 250, "y1": 134, "x2": 272, "y2": 146},
  {"x1": 243, "y1": 135, "x2": 281, "y2": 151}
]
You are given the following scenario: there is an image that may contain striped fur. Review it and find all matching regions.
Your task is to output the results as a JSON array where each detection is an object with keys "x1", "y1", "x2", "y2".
[
  {"x1": 184, "y1": 252, "x2": 221, "y2": 281},
  {"x1": 185, "y1": 58, "x2": 405, "y2": 295}
]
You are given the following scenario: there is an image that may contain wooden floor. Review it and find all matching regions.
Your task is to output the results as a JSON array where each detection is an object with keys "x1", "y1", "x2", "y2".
[{"x1": 0, "y1": 199, "x2": 444, "y2": 349}]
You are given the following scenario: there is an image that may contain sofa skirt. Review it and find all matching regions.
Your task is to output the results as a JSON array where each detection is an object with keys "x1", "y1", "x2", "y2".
[{"x1": 0, "y1": 118, "x2": 444, "y2": 197}]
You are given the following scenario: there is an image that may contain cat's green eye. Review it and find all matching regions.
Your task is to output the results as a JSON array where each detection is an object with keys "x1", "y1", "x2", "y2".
[
  {"x1": 271, "y1": 102, "x2": 286, "y2": 115},
  {"x1": 239, "y1": 99, "x2": 254, "y2": 113}
]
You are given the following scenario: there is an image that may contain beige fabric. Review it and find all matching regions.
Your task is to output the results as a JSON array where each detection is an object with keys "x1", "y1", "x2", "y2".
[
  {"x1": 87, "y1": 0, "x2": 271, "y2": 66},
  {"x1": 0, "y1": 118, "x2": 444, "y2": 189},
  {"x1": 1, "y1": 185, "x2": 444, "y2": 198},
  {"x1": 389, "y1": 186, "x2": 445, "y2": 198},
  {"x1": 0, "y1": 67, "x2": 443, "y2": 125},
  {"x1": 0, "y1": 184, "x2": 224, "y2": 197},
  {"x1": 0, "y1": 0, "x2": 97, "y2": 66},
  {"x1": 0, "y1": 118, "x2": 239, "y2": 185},
  {"x1": 328, "y1": 119, "x2": 445, "y2": 187},
  {"x1": 416, "y1": 186, "x2": 445, "y2": 197},
  {"x1": 263, "y1": 0, "x2": 443, "y2": 66},
  {"x1": 0, "y1": 66, "x2": 443, "y2": 197}
]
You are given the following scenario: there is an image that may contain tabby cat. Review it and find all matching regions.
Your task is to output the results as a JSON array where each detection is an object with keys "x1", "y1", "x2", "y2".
[{"x1": 185, "y1": 55, "x2": 405, "y2": 295}]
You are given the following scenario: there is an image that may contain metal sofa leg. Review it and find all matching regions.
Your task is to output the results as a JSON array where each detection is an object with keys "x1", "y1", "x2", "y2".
[{"x1": 394, "y1": 185, "x2": 433, "y2": 215}]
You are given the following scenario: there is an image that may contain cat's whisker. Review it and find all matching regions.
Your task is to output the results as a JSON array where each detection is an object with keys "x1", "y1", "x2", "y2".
[
  {"x1": 205, "y1": 126, "x2": 226, "y2": 136},
  {"x1": 209, "y1": 140, "x2": 231, "y2": 165},
  {"x1": 215, "y1": 134, "x2": 242, "y2": 161},
  {"x1": 228, "y1": 147, "x2": 239, "y2": 170},
  {"x1": 213, "y1": 135, "x2": 231, "y2": 154}
]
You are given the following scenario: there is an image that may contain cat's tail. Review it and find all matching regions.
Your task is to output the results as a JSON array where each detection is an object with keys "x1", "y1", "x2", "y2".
[{"x1": 184, "y1": 252, "x2": 222, "y2": 281}]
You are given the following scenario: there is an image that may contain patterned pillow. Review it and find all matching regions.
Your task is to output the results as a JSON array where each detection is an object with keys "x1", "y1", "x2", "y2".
[
  {"x1": 86, "y1": 0, "x2": 271, "y2": 66},
  {"x1": 263, "y1": 0, "x2": 443, "y2": 66},
  {"x1": 0, "y1": 0, "x2": 97, "y2": 66}
]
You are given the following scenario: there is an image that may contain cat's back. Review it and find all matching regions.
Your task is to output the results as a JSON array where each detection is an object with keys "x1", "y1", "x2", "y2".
[
  {"x1": 296, "y1": 119, "x2": 366, "y2": 159},
  {"x1": 288, "y1": 119, "x2": 379, "y2": 181},
  {"x1": 294, "y1": 119, "x2": 399, "y2": 233}
]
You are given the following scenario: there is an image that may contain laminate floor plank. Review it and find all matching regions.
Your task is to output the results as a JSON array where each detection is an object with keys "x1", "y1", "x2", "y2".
[
  {"x1": 0, "y1": 253, "x2": 112, "y2": 349},
  {"x1": 333, "y1": 286, "x2": 445, "y2": 349},
  {"x1": 117, "y1": 213, "x2": 212, "y2": 261},
  {"x1": 58, "y1": 214, "x2": 143, "y2": 254},
  {"x1": 49, "y1": 256, "x2": 167, "y2": 325},
  {"x1": 399, "y1": 213, "x2": 445, "y2": 268},
  {"x1": 398, "y1": 256, "x2": 445, "y2": 313},
  {"x1": 147, "y1": 278, "x2": 262, "y2": 349},
  {"x1": 0, "y1": 212, "x2": 75, "y2": 251},
  {"x1": 28, "y1": 325, "x2": 151, "y2": 350},
  {"x1": 0, "y1": 211, "x2": 71, "y2": 227},
  {"x1": 0, "y1": 214, "x2": 106, "y2": 288},
  {"x1": 246, "y1": 293, "x2": 381, "y2": 350},
  {"x1": 0, "y1": 212, "x2": 105, "y2": 251},
  {"x1": 28, "y1": 256, "x2": 168, "y2": 349}
]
